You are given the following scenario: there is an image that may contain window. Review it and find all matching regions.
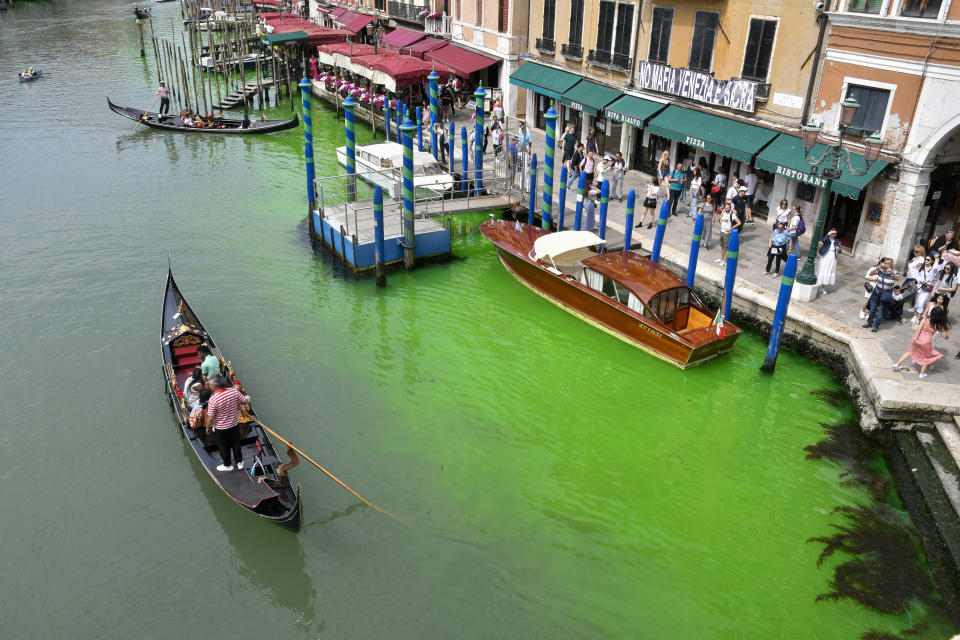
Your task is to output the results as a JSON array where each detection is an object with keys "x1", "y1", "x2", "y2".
[
  {"x1": 741, "y1": 18, "x2": 777, "y2": 81},
  {"x1": 498, "y1": 0, "x2": 508, "y2": 32},
  {"x1": 648, "y1": 7, "x2": 673, "y2": 64},
  {"x1": 689, "y1": 11, "x2": 718, "y2": 72},
  {"x1": 614, "y1": 3, "x2": 634, "y2": 57},
  {"x1": 847, "y1": 0, "x2": 882, "y2": 14},
  {"x1": 569, "y1": 0, "x2": 585, "y2": 45},
  {"x1": 846, "y1": 84, "x2": 890, "y2": 133},
  {"x1": 901, "y1": 0, "x2": 942, "y2": 18},
  {"x1": 542, "y1": 0, "x2": 556, "y2": 40},
  {"x1": 597, "y1": 1, "x2": 617, "y2": 53}
]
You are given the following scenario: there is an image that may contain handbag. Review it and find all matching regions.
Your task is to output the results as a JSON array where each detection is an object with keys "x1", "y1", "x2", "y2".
[{"x1": 710, "y1": 184, "x2": 722, "y2": 194}]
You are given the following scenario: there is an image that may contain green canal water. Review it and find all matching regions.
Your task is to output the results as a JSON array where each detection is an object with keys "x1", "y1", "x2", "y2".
[{"x1": 0, "y1": 1, "x2": 955, "y2": 637}]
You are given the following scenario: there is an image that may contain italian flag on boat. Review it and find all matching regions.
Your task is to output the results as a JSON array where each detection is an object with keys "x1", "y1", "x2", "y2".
[{"x1": 712, "y1": 306, "x2": 726, "y2": 338}]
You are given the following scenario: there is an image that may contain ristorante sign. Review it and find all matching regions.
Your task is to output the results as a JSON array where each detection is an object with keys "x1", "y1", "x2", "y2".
[{"x1": 637, "y1": 63, "x2": 757, "y2": 113}]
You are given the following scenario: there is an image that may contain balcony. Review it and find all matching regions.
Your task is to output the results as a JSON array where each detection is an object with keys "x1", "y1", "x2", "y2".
[
  {"x1": 561, "y1": 42, "x2": 583, "y2": 60},
  {"x1": 587, "y1": 48, "x2": 632, "y2": 73},
  {"x1": 388, "y1": 1, "x2": 424, "y2": 24},
  {"x1": 587, "y1": 48, "x2": 611, "y2": 65},
  {"x1": 424, "y1": 13, "x2": 451, "y2": 35},
  {"x1": 535, "y1": 37, "x2": 555, "y2": 54}
]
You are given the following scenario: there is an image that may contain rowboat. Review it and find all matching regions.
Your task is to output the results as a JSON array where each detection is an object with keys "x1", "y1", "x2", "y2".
[
  {"x1": 107, "y1": 98, "x2": 299, "y2": 134},
  {"x1": 161, "y1": 269, "x2": 302, "y2": 531},
  {"x1": 18, "y1": 70, "x2": 42, "y2": 83},
  {"x1": 133, "y1": 6, "x2": 151, "y2": 19},
  {"x1": 479, "y1": 220, "x2": 742, "y2": 368},
  {"x1": 335, "y1": 141, "x2": 455, "y2": 199}
]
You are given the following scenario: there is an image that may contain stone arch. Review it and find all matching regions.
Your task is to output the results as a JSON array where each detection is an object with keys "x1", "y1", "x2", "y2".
[{"x1": 905, "y1": 110, "x2": 960, "y2": 168}]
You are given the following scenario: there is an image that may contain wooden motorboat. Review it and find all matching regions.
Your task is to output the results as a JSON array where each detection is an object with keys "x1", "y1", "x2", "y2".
[
  {"x1": 197, "y1": 52, "x2": 270, "y2": 73},
  {"x1": 18, "y1": 69, "x2": 42, "y2": 83},
  {"x1": 161, "y1": 269, "x2": 302, "y2": 531},
  {"x1": 108, "y1": 98, "x2": 299, "y2": 134},
  {"x1": 480, "y1": 221, "x2": 742, "y2": 368},
  {"x1": 335, "y1": 141, "x2": 454, "y2": 199}
]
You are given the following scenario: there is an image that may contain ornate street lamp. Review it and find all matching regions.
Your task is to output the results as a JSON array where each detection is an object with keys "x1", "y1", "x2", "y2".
[{"x1": 795, "y1": 97, "x2": 884, "y2": 287}]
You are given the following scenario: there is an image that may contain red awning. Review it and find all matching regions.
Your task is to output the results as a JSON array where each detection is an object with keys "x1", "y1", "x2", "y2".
[
  {"x1": 425, "y1": 44, "x2": 497, "y2": 77},
  {"x1": 370, "y1": 57, "x2": 452, "y2": 87},
  {"x1": 303, "y1": 27, "x2": 350, "y2": 46},
  {"x1": 381, "y1": 27, "x2": 427, "y2": 48},
  {"x1": 317, "y1": 42, "x2": 378, "y2": 57},
  {"x1": 340, "y1": 12, "x2": 375, "y2": 34},
  {"x1": 329, "y1": 7, "x2": 348, "y2": 17},
  {"x1": 401, "y1": 37, "x2": 448, "y2": 59}
]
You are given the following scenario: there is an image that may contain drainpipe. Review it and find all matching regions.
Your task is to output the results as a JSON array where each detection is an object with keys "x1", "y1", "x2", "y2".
[
  {"x1": 801, "y1": 4, "x2": 828, "y2": 126},
  {"x1": 627, "y1": 5, "x2": 644, "y2": 88}
]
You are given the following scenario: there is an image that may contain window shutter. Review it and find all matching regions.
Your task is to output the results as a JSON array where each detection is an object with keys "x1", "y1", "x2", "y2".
[{"x1": 498, "y1": 0, "x2": 508, "y2": 32}]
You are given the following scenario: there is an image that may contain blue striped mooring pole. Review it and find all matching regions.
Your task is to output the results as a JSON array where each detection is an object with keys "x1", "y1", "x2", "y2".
[
  {"x1": 428, "y1": 69, "x2": 439, "y2": 160},
  {"x1": 460, "y1": 126, "x2": 468, "y2": 194},
  {"x1": 724, "y1": 229, "x2": 740, "y2": 320},
  {"x1": 344, "y1": 95, "x2": 356, "y2": 203},
  {"x1": 761, "y1": 254, "x2": 798, "y2": 373},
  {"x1": 474, "y1": 83, "x2": 484, "y2": 195},
  {"x1": 542, "y1": 104, "x2": 558, "y2": 230},
  {"x1": 687, "y1": 213, "x2": 704, "y2": 288},
  {"x1": 298, "y1": 79, "x2": 315, "y2": 214},
  {"x1": 557, "y1": 165, "x2": 568, "y2": 231},
  {"x1": 623, "y1": 190, "x2": 635, "y2": 252},
  {"x1": 598, "y1": 180, "x2": 609, "y2": 247},
  {"x1": 373, "y1": 186, "x2": 386, "y2": 287},
  {"x1": 384, "y1": 99, "x2": 391, "y2": 141},
  {"x1": 651, "y1": 199, "x2": 670, "y2": 263},
  {"x1": 448, "y1": 120, "x2": 455, "y2": 175},
  {"x1": 527, "y1": 153, "x2": 538, "y2": 225},
  {"x1": 415, "y1": 107, "x2": 423, "y2": 151},
  {"x1": 395, "y1": 103, "x2": 402, "y2": 143},
  {"x1": 574, "y1": 171, "x2": 586, "y2": 231},
  {"x1": 400, "y1": 118, "x2": 417, "y2": 270}
]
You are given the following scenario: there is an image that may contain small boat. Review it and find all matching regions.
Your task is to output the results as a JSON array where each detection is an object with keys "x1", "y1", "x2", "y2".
[
  {"x1": 18, "y1": 69, "x2": 42, "y2": 83},
  {"x1": 197, "y1": 52, "x2": 270, "y2": 73},
  {"x1": 335, "y1": 141, "x2": 455, "y2": 199},
  {"x1": 479, "y1": 221, "x2": 742, "y2": 368},
  {"x1": 161, "y1": 268, "x2": 302, "y2": 531},
  {"x1": 107, "y1": 98, "x2": 299, "y2": 134},
  {"x1": 133, "y1": 6, "x2": 151, "y2": 19}
]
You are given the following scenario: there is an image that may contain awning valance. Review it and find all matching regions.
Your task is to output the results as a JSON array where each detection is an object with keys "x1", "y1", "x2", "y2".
[
  {"x1": 508, "y1": 62, "x2": 581, "y2": 101},
  {"x1": 755, "y1": 134, "x2": 889, "y2": 199},
  {"x1": 603, "y1": 95, "x2": 667, "y2": 129},
  {"x1": 559, "y1": 80, "x2": 622, "y2": 116},
  {"x1": 646, "y1": 105, "x2": 779, "y2": 163},
  {"x1": 425, "y1": 44, "x2": 497, "y2": 77}
]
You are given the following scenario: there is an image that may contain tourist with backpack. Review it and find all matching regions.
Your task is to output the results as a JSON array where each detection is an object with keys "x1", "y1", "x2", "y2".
[{"x1": 788, "y1": 205, "x2": 805, "y2": 255}]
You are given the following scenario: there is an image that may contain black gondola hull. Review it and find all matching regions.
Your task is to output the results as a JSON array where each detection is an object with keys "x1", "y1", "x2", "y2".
[{"x1": 109, "y1": 98, "x2": 298, "y2": 134}]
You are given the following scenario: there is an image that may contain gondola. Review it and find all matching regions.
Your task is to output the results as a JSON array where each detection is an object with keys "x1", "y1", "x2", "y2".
[
  {"x1": 107, "y1": 98, "x2": 298, "y2": 134},
  {"x1": 18, "y1": 70, "x2": 42, "y2": 83},
  {"x1": 161, "y1": 268, "x2": 302, "y2": 531},
  {"x1": 133, "y1": 6, "x2": 151, "y2": 18}
]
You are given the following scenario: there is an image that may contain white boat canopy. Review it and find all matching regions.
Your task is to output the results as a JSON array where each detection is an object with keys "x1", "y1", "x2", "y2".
[{"x1": 533, "y1": 231, "x2": 605, "y2": 267}]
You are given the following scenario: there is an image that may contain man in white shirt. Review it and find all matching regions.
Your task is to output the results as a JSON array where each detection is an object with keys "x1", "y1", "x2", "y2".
[{"x1": 743, "y1": 166, "x2": 759, "y2": 224}]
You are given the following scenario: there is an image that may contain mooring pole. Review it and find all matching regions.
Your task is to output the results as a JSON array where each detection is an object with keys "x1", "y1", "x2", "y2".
[
  {"x1": 400, "y1": 118, "x2": 417, "y2": 270},
  {"x1": 651, "y1": 200, "x2": 670, "y2": 263},
  {"x1": 428, "y1": 68, "x2": 439, "y2": 160},
  {"x1": 373, "y1": 186, "x2": 387, "y2": 288},
  {"x1": 384, "y1": 99, "x2": 391, "y2": 141},
  {"x1": 687, "y1": 213, "x2": 704, "y2": 288},
  {"x1": 542, "y1": 104, "x2": 557, "y2": 230},
  {"x1": 574, "y1": 171, "x2": 586, "y2": 231},
  {"x1": 527, "y1": 153, "x2": 538, "y2": 225},
  {"x1": 344, "y1": 95, "x2": 356, "y2": 203},
  {"x1": 623, "y1": 190, "x2": 636, "y2": 253},
  {"x1": 460, "y1": 126, "x2": 468, "y2": 195},
  {"x1": 298, "y1": 78, "x2": 315, "y2": 218},
  {"x1": 415, "y1": 107, "x2": 423, "y2": 151},
  {"x1": 761, "y1": 254, "x2": 798, "y2": 373},
  {"x1": 137, "y1": 19, "x2": 146, "y2": 58},
  {"x1": 557, "y1": 165, "x2": 568, "y2": 231},
  {"x1": 396, "y1": 103, "x2": 402, "y2": 143},
  {"x1": 474, "y1": 83, "x2": 484, "y2": 195},
  {"x1": 724, "y1": 229, "x2": 740, "y2": 321},
  {"x1": 598, "y1": 179, "x2": 609, "y2": 248},
  {"x1": 448, "y1": 120, "x2": 455, "y2": 175}
]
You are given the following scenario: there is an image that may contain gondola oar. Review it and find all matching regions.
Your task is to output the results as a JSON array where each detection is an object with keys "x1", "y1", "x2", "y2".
[
  {"x1": 133, "y1": 95, "x2": 162, "y2": 131},
  {"x1": 258, "y1": 422, "x2": 407, "y2": 526}
]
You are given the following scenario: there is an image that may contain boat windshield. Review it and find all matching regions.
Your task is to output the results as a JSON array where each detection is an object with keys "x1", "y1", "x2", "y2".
[
  {"x1": 416, "y1": 162, "x2": 447, "y2": 176},
  {"x1": 581, "y1": 268, "x2": 658, "y2": 321}
]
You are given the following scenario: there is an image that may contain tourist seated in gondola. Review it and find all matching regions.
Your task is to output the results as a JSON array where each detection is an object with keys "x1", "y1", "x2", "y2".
[
  {"x1": 183, "y1": 366, "x2": 204, "y2": 410},
  {"x1": 197, "y1": 344, "x2": 221, "y2": 382},
  {"x1": 242, "y1": 112, "x2": 251, "y2": 129},
  {"x1": 189, "y1": 388, "x2": 212, "y2": 432}
]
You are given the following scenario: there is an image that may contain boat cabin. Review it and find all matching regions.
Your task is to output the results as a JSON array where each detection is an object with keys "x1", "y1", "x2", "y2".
[{"x1": 531, "y1": 232, "x2": 715, "y2": 333}]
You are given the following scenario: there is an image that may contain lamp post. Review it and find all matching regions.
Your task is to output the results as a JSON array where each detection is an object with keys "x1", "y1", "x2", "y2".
[{"x1": 795, "y1": 96, "x2": 884, "y2": 286}]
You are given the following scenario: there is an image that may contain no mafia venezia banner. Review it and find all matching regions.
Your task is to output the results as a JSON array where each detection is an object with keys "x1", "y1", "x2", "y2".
[{"x1": 637, "y1": 62, "x2": 758, "y2": 113}]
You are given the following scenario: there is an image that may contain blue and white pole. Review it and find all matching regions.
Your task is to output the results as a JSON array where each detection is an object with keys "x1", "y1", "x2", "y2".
[
  {"x1": 400, "y1": 118, "x2": 417, "y2": 270},
  {"x1": 761, "y1": 254, "x2": 798, "y2": 373},
  {"x1": 474, "y1": 83, "x2": 484, "y2": 195},
  {"x1": 428, "y1": 68, "x2": 439, "y2": 160},
  {"x1": 542, "y1": 104, "x2": 558, "y2": 230},
  {"x1": 344, "y1": 95, "x2": 356, "y2": 203},
  {"x1": 460, "y1": 126, "x2": 468, "y2": 195},
  {"x1": 527, "y1": 153, "x2": 538, "y2": 225},
  {"x1": 623, "y1": 190, "x2": 636, "y2": 253},
  {"x1": 598, "y1": 179, "x2": 610, "y2": 247},
  {"x1": 724, "y1": 229, "x2": 740, "y2": 321},
  {"x1": 651, "y1": 200, "x2": 670, "y2": 263},
  {"x1": 557, "y1": 165, "x2": 568, "y2": 231},
  {"x1": 298, "y1": 78, "x2": 315, "y2": 214},
  {"x1": 574, "y1": 171, "x2": 586, "y2": 231},
  {"x1": 687, "y1": 213, "x2": 704, "y2": 288}
]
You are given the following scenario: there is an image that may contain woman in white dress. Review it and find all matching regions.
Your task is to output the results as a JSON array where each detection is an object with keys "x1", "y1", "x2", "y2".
[
  {"x1": 913, "y1": 255, "x2": 941, "y2": 324},
  {"x1": 816, "y1": 228, "x2": 841, "y2": 295}
]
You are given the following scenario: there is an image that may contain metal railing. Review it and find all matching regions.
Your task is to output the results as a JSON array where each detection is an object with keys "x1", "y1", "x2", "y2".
[
  {"x1": 424, "y1": 14, "x2": 451, "y2": 35},
  {"x1": 388, "y1": 0, "x2": 424, "y2": 23},
  {"x1": 561, "y1": 42, "x2": 583, "y2": 59},
  {"x1": 535, "y1": 37, "x2": 555, "y2": 53}
]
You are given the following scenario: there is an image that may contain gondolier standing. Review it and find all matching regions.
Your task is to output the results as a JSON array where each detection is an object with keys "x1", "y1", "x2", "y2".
[
  {"x1": 206, "y1": 374, "x2": 250, "y2": 472},
  {"x1": 157, "y1": 81, "x2": 170, "y2": 118}
]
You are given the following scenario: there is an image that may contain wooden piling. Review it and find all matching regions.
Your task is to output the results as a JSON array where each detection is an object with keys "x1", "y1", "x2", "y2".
[{"x1": 136, "y1": 19, "x2": 145, "y2": 58}]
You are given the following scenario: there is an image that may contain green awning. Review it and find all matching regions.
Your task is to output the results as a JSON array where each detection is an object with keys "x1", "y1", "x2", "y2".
[
  {"x1": 755, "y1": 134, "x2": 889, "y2": 199},
  {"x1": 508, "y1": 62, "x2": 581, "y2": 101},
  {"x1": 559, "y1": 80, "x2": 623, "y2": 116},
  {"x1": 646, "y1": 105, "x2": 779, "y2": 163},
  {"x1": 603, "y1": 95, "x2": 667, "y2": 129},
  {"x1": 261, "y1": 31, "x2": 309, "y2": 45}
]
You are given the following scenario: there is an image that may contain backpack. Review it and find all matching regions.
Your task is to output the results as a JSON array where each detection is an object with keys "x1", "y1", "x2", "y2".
[{"x1": 796, "y1": 216, "x2": 806, "y2": 235}]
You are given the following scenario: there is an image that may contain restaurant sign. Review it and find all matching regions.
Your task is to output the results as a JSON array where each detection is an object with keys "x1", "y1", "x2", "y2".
[
  {"x1": 772, "y1": 164, "x2": 828, "y2": 189},
  {"x1": 637, "y1": 62, "x2": 757, "y2": 113},
  {"x1": 605, "y1": 111, "x2": 645, "y2": 128}
]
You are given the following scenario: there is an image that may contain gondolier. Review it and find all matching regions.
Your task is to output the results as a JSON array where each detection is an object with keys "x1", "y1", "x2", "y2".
[
  {"x1": 207, "y1": 374, "x2": 250, "y2": 472},
  {"x1": 157, "y1": 81, "x2": 170, "y2": 117}
]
